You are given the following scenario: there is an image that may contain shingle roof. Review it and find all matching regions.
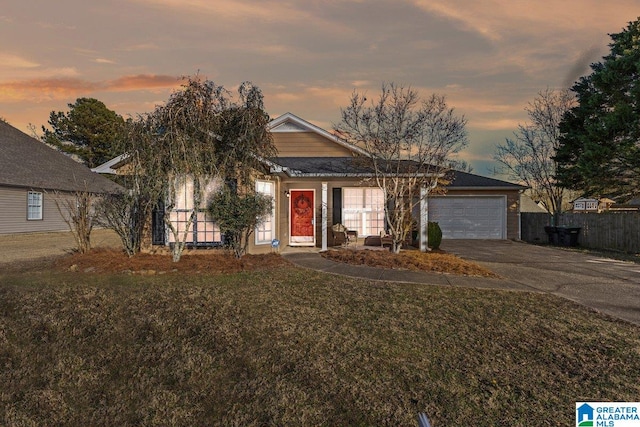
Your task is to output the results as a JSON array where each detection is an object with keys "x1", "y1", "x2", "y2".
[
  {"x1": 445, "y1": 170, "x2": 525, "y2": 189},
  {"x1": 0, "y1": 121, "x2": 122, "y2": 193},
  {"x1": 270, "y1": 156, "x2": 525, "y2": 189},
  {"x1": 269, "y1": 157, "x2": 376, "y2": 176}
]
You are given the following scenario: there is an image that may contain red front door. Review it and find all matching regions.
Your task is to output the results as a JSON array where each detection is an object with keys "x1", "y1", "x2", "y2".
[{"x1": 289, "y1": 190, "x2": 315, "y2": 246}]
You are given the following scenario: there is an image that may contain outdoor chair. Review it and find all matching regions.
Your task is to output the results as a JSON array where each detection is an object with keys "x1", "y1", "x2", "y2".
[{"x1": 331, "y1": 223, "x2": 354, "y2": 247}]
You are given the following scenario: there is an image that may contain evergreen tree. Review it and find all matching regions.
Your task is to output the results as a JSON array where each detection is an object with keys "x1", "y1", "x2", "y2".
[
  {"x1": 555, "y1": 18, "x2": 640, "y2": 200},
  {"x1": 42, "y1": 98, "x2": 125, "y2": 168}
]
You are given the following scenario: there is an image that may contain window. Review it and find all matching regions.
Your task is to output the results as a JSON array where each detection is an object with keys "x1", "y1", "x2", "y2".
[
  {"x1": 168, "y1": 176, "x2": 222, "y2": 245},
  {"x1": 255, "y1": 180, "x2": 275, "y2": 244},
  {"x1": 27, "y1": 191, "x2": 43, "y2": 220},
  {"x1": 342, "y1": 187, "x2": 385, "y2": 236}
]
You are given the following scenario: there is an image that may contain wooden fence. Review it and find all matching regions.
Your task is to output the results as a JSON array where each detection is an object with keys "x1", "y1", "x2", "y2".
[{"x1": 521, "y1": 212, "x2": 640, "y2": 253}]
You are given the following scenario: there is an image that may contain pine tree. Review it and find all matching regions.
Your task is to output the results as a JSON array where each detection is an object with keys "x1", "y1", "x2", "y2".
[{"x1": 555, "y1": 18, "x2": 640, "y2": 200}]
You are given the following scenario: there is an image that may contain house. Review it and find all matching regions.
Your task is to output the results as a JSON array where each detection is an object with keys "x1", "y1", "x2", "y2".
[
  {"x1": 572, "y1": 197, "x2": 615, "y2": 212},
  {"x1": 95, "y1": 112, "x2": 525, "y2": 252},
  {"x1": 519, "y1": 195, "x2": 548, "y2": 213},
  {"x1": 0, "y1": 120, "x2": 122, "y2": 234}
]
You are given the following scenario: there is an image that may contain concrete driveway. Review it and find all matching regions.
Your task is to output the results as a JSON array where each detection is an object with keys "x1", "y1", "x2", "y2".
[{"x1": 442, "y1": 240, "x2": 640, "y2": 326}]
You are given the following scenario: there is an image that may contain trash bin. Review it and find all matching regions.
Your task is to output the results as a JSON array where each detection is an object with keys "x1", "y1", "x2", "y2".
[
  {"x1": 557, "y1": 226, "x2": 581, "y2": 247},
  {"x1": 544, "y1": 226, "x2": 559, "y2": 245}
]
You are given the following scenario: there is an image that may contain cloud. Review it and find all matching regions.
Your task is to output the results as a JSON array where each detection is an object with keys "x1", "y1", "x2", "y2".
[
  {"x1": 106, "y1": 74, "x2": 181, "y2": 91},
  {"x1": 0, "y1": 74, "x2": 180, "y2": 102},
  {"x1": 131, "y1": 0, "x2": 313, "y2": 23},
  {"x1": 412, "y1": 0, "x2": 636, "y2": 40},
  {"x1": 562, "y1": 45, "x2": 602, "y2": 87},
  {"x1": 0, "y1": 78, "x2": 97, "y2": 102},
  {"x1": 119, "y1": 42, "x2": 161, "y2": 52},
  {"x1": 0, "y1": 54, "x2": 40, "y2": 69},
  {"x1": 95, "y1": 58, "x2": 116, "y2": 64}
]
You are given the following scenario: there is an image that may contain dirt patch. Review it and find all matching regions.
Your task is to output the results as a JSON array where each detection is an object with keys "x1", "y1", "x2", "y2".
[{"x1": 322, "y1": 248, "x2": 499, "y2": 277}]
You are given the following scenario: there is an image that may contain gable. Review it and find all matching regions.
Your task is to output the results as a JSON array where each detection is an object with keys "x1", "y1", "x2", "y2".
[
  {"x1": 273, "y1": 132, "x2": 356, "y2": 157},
  {"x1": 269, "y1": 112, "x2": 367, "y2": 158}
]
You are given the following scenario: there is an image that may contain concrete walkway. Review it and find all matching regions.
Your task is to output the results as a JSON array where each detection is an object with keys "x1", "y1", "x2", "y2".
[{"x1": 283, "y1": 240, "x2": 640, "y2": 326}]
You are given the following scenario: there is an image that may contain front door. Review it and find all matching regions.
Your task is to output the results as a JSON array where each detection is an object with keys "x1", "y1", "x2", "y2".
[{"x1": 289, "y1": 189, "x2": 315, "y2": 246}]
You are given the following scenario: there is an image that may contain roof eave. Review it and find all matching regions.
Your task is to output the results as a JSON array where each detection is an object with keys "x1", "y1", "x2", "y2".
[{"x1": 446, "y1": 186, "x2": 525, "y2": 191}]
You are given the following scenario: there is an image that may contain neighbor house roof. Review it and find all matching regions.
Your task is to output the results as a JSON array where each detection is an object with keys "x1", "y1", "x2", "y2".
[{"x1": 0, "y1": 121, "x2": 122, "y2": 193}]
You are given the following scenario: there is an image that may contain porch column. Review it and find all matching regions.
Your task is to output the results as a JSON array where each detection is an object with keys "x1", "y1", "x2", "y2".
[
  {"x1": 321, "y1": 182, "x2": 328, "y2": 251},
  {"x1": 420, "y1": 187, "x2": 429, "y2": 252}
]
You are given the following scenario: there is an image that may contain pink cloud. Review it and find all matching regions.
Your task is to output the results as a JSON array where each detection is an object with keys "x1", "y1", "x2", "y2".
[{"x1": 0, "y1": 74, "x2": 181, "y2": 102}]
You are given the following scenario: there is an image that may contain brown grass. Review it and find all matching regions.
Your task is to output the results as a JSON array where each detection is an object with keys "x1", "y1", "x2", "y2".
[
  {"x1": 322, "y1": 248, "x2": 499, "y2": 277},
  {"x1": 2, "y1": 251, "x2": 639, "y2": 426}
]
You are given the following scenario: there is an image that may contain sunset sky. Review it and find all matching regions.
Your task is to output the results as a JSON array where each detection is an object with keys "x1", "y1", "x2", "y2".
[{"x1": 1, "y1": 1, "x2": 637, "y2": 176}]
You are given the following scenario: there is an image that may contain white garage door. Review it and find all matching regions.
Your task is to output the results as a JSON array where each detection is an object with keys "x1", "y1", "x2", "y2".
[{"x1": 429, "y1": 196, "x2": 506, "y2": 239}]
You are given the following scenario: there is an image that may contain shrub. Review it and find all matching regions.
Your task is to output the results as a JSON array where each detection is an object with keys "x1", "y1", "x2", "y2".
[
  {"x1": 428, "y1": 221, "x2": 442, "y2": 250},
  {"x1": 208, "y1": 187, "x2": 273, "y2": 258}
]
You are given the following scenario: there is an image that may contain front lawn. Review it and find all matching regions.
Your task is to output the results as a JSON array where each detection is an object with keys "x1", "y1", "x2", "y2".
[{"x1": 1, "y1": 258, "x2": 639, "y2": 426}]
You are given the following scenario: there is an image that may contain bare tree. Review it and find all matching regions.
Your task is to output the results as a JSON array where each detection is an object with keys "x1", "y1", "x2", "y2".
[
  {"x1": 494, "y1": 88, "x2": 575, "y2": 224},
  {"x1": 94, "y1": 190, "x2": 147, "y2": 257},
  {"x1": 336, "y1": 83, "x2": 468, "y2": 253},
  {"x1": 53, "y1": 189, "x2": 96, "y2": 254}
]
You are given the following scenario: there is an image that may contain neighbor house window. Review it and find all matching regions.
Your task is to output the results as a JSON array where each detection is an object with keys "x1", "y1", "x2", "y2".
[
  {"x1": 255, "y1": 180, "x2": 275, "y2": 244},
  {"x1": 27, "y1": 191, "x2": 43, "y2": 220},
  {"x1": 342, "y1": 187, "x2": 385, "y2": 236}
]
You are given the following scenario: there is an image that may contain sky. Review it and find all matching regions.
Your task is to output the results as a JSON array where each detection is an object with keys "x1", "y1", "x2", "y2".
[{"x1": 1, "y1": 1, "x2": 638, "y2": 177}]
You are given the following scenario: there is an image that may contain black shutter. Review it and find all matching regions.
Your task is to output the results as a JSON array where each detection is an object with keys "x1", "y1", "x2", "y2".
[
  {"x1": 151, "y1": 200, "x2": 165, "y2": 245},
  {"x1": 332, "y1": 188, "x2": 342, "y2": 225}
]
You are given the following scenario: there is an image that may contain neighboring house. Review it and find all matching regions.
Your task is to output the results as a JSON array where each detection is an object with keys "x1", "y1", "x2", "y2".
[
  {"x1": 606, "y1": 197, "x2": 640, "y2": 212},
  {"x1": 519, "y1": 195, "x2": 548, "y2": 213},
  {"x1": 0, "y1": 120, "x2": 122, "y2": 234},
  {"x1": 571, "y1": 197, "x2": 616, "y2": 212},
  {"x1": 95, "y1": 112, "x2": 525, "y2": 252}
]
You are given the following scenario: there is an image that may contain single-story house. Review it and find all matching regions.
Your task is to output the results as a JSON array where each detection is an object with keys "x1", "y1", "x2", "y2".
[
  {"x1": 95, "y1": 112, "x2": 525, "y2": 253},
  {"x1": 0, "y1": 120, "x2": 122, "y2": 235}
]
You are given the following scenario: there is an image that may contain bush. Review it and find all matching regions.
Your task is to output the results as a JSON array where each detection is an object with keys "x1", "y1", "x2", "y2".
[
  {"x1": 428, "y1": 221, "x2": 442, "y2": 250},
  {"x1": 208, "y1": 187, "x2": 273, "y2": 258}
]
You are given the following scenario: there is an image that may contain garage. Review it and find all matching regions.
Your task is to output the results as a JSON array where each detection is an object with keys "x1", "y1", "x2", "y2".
[{"x1": 428, "y1": 196, "x2": 506, "y2": 239}]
